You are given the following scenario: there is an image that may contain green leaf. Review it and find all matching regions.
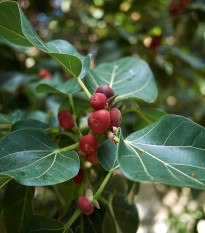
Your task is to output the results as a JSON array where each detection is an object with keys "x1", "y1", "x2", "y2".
[
  {"x1": 25, "y1": 215, "x2": 68, "y2": 233},
  {"x1": 98, "y1": 140, "x2": 119, "y2": 171},
  {"x1": 172, "y1": 46, "x2": 205, "y2": 69},
  {"x1": 36, "y1": 78, "x2": 81, "y2": 96},
  {"x1": 46, "y1": 40, "x2": 91, "y2": 78},
  {"x1": 103, "y1": 175, "x2": 139, "y2": 233},
  {"x1": 118, "y1": 115, "x2": 205, "y2": 190},
  {"x1": 0, "y1": 211, "x2": 7, "y2": 233},
  {"x1": 135, "y1": 107, "x2": 166, "y2": 123},
  {"x1": 84, "y1": 57, "x2": 158, "y2": 103},
  {"x1": 103, "y1": 174, "x2": 128, "y2": 197},
  {"x1": 102, "y1": 210, "x2": 117, "y2": 233},
  {"x1": 109, "y1": 193, "x2": 139, "y2": 233},
  {"x1": 4, "y1": 180, "x2": 34, "y2": 233},
  {"x1": 0, "y1": 175, "x2": 11, "y2": 190},
  {"x1": 26, "y1": 111, "x2": 48, "y2": 123},
  {"x1": 11, "y1": 119, "x2": 49, "y2": 131},
  {"x1": 57, "y1": 180, "x2": 84, "y2": 213},
  {"x1": 126, "y1": 181, "x2": 140, "y2": 205},
  {"x1": 0, "y1": 72, "x2": 32, "y2": 92},
  {"x1": 189, "y1": 2, "x2": 205, "y2": 11},
  {"x1": 0, "y1": 129, "x2": 79, "y2": 186},
  {"x1": 81, "y1": 204, "x2": 106, "y2": 233},
  {"x1": 0, "y1": 110, "x2": 21, "y2": 124},
  {"x1": 0, "y1": 1, "x2": 90, "y2": 78},
  {"x1": 124, "y1": 107, "x2": 166, "y2": 131},
  {"x1": 0, "y1": 36, "x2": 30, "y2": 51}
]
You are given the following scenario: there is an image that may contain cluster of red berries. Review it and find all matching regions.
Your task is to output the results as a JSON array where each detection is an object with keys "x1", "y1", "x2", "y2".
[
  {"x1": 38, "y1": 69, "x2": 52, "y2": 79},
  {"x1": 79, "y1": 85, "x2": 121, "y2": 165},
  {"x1": 169, "y1": 0, "x2": 187, "y2": 15},
  {"x1": 57, "y1": 85, "x2": 122, "y2": 215}
]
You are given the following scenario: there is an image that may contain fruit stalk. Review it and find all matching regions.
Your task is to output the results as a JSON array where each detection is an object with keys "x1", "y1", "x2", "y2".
[
  {"x1": 75, "y1": 76, "x2": 91, "y2": 99},
  {"x1": 58, "y1": 142, "x2": 79, "y2": 152},
  {"x1": 93, "y1": 170, "x2": 114, "y2": 200},
  {"x1": 63, "y1": 209, "x2": 81, "y2": 232},
  {"x1": 63, "y1": 169, "x2": 114, "y2": 231}
]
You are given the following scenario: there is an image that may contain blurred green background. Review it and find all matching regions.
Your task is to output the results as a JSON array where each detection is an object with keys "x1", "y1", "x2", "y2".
[
  {"x1": 0, "y1": 0, "x2": 205, "y2": 232},
  {"x1": 0, "y1": 0, "x2": 205, "y2": 126},
  {"x1": 1, "y1": 0, "x2": 205, "y2": 127}
]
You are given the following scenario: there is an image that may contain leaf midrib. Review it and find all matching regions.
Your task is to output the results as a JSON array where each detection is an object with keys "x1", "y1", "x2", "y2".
[
  {"x1": 126, "y1": 141, "x2": 205, "y2": 151},
  {"x1": 126, "y1": 141, "x2": 204, "y2": 186},
  {"x1": 109, "y1": 63, "x2": 117, "y2": 88},
  {"x1": 0, "y1": 24, "x2": 27, "y2": 41}
]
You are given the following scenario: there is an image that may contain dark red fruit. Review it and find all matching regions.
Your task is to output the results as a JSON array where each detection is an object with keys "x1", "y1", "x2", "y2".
[
  {"x1": 58, "y1": 109, "x2": 69, "y2": 119},
  {"x1": 58, "y1": 110, "x2": 75, "y2": 130},
  {"x1": 88, "y1": 109, "x2": 111, "y2": 133},
  {"x1": 73, "y1": 169, "x2": 84, "y2": 184},
  {"x1": 90, "y1": 93, "x2": 107, "y2": 110},
  {"x1": 77, "y1": 196, "x2": 94, "y2": 215},
  {"x1": 38, "y1": 69, "x2": 52, "y2": 79},
  {"x1": 86, "y1": 153, "x2": 99, "y2": 164},
  {"x1": 79, "y1": 135, "x2": 99, "y2": 154},
  {"x1": 169, "y1": 2, "x2": 180, "y2": 15},
  {"x1": 179, "y1": 0, "x2": 187, "y2": 8},
  {"x1": 149, "y1": 35, "x2": 163, "y2": 51},
  {"x1": 169, "y1": 0, "x2": 187, "y2": 15},
  {"x1": 95, "y1": 85, "x2": 115, "y2": 99},
  {"x1": 109, "y1": 108, "x2": 121, "y2": 128}
]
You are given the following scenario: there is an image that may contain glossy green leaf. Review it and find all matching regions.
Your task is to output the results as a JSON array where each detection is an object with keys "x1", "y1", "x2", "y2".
[
  {"x1": 46, "y1": 40, "x2": 90, "y2": 78},
  {"x1": 36, "y1": 78, "x2": 81, "y2": 96},
  {"x1": 118, "y1": 115, "x2": 205, "y2": 190},
  {"x1": 4, "y1": 180, "x2": 34, "y2": 233},
  {"x1": 0, "y1": 129, "x2": 79, "y2": 186},
  {"x1": 98, "y1": 140, "x2": 119, "y2": 171},
  {"x1": 84, "y1": 57, "x2": 158, "y2": 103},
  {"x1": 0, "y1": 110, "x2": 21, "y2": 124},
  {"x1": 0, "y1": 1, "x2": 90, "y2": 78},
  {"x1": 11, "y1": 119, "x2": 49, "y2": 131},
  {"x1": 25, "y1": 215, "x2": 69, "y2": 233}
]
